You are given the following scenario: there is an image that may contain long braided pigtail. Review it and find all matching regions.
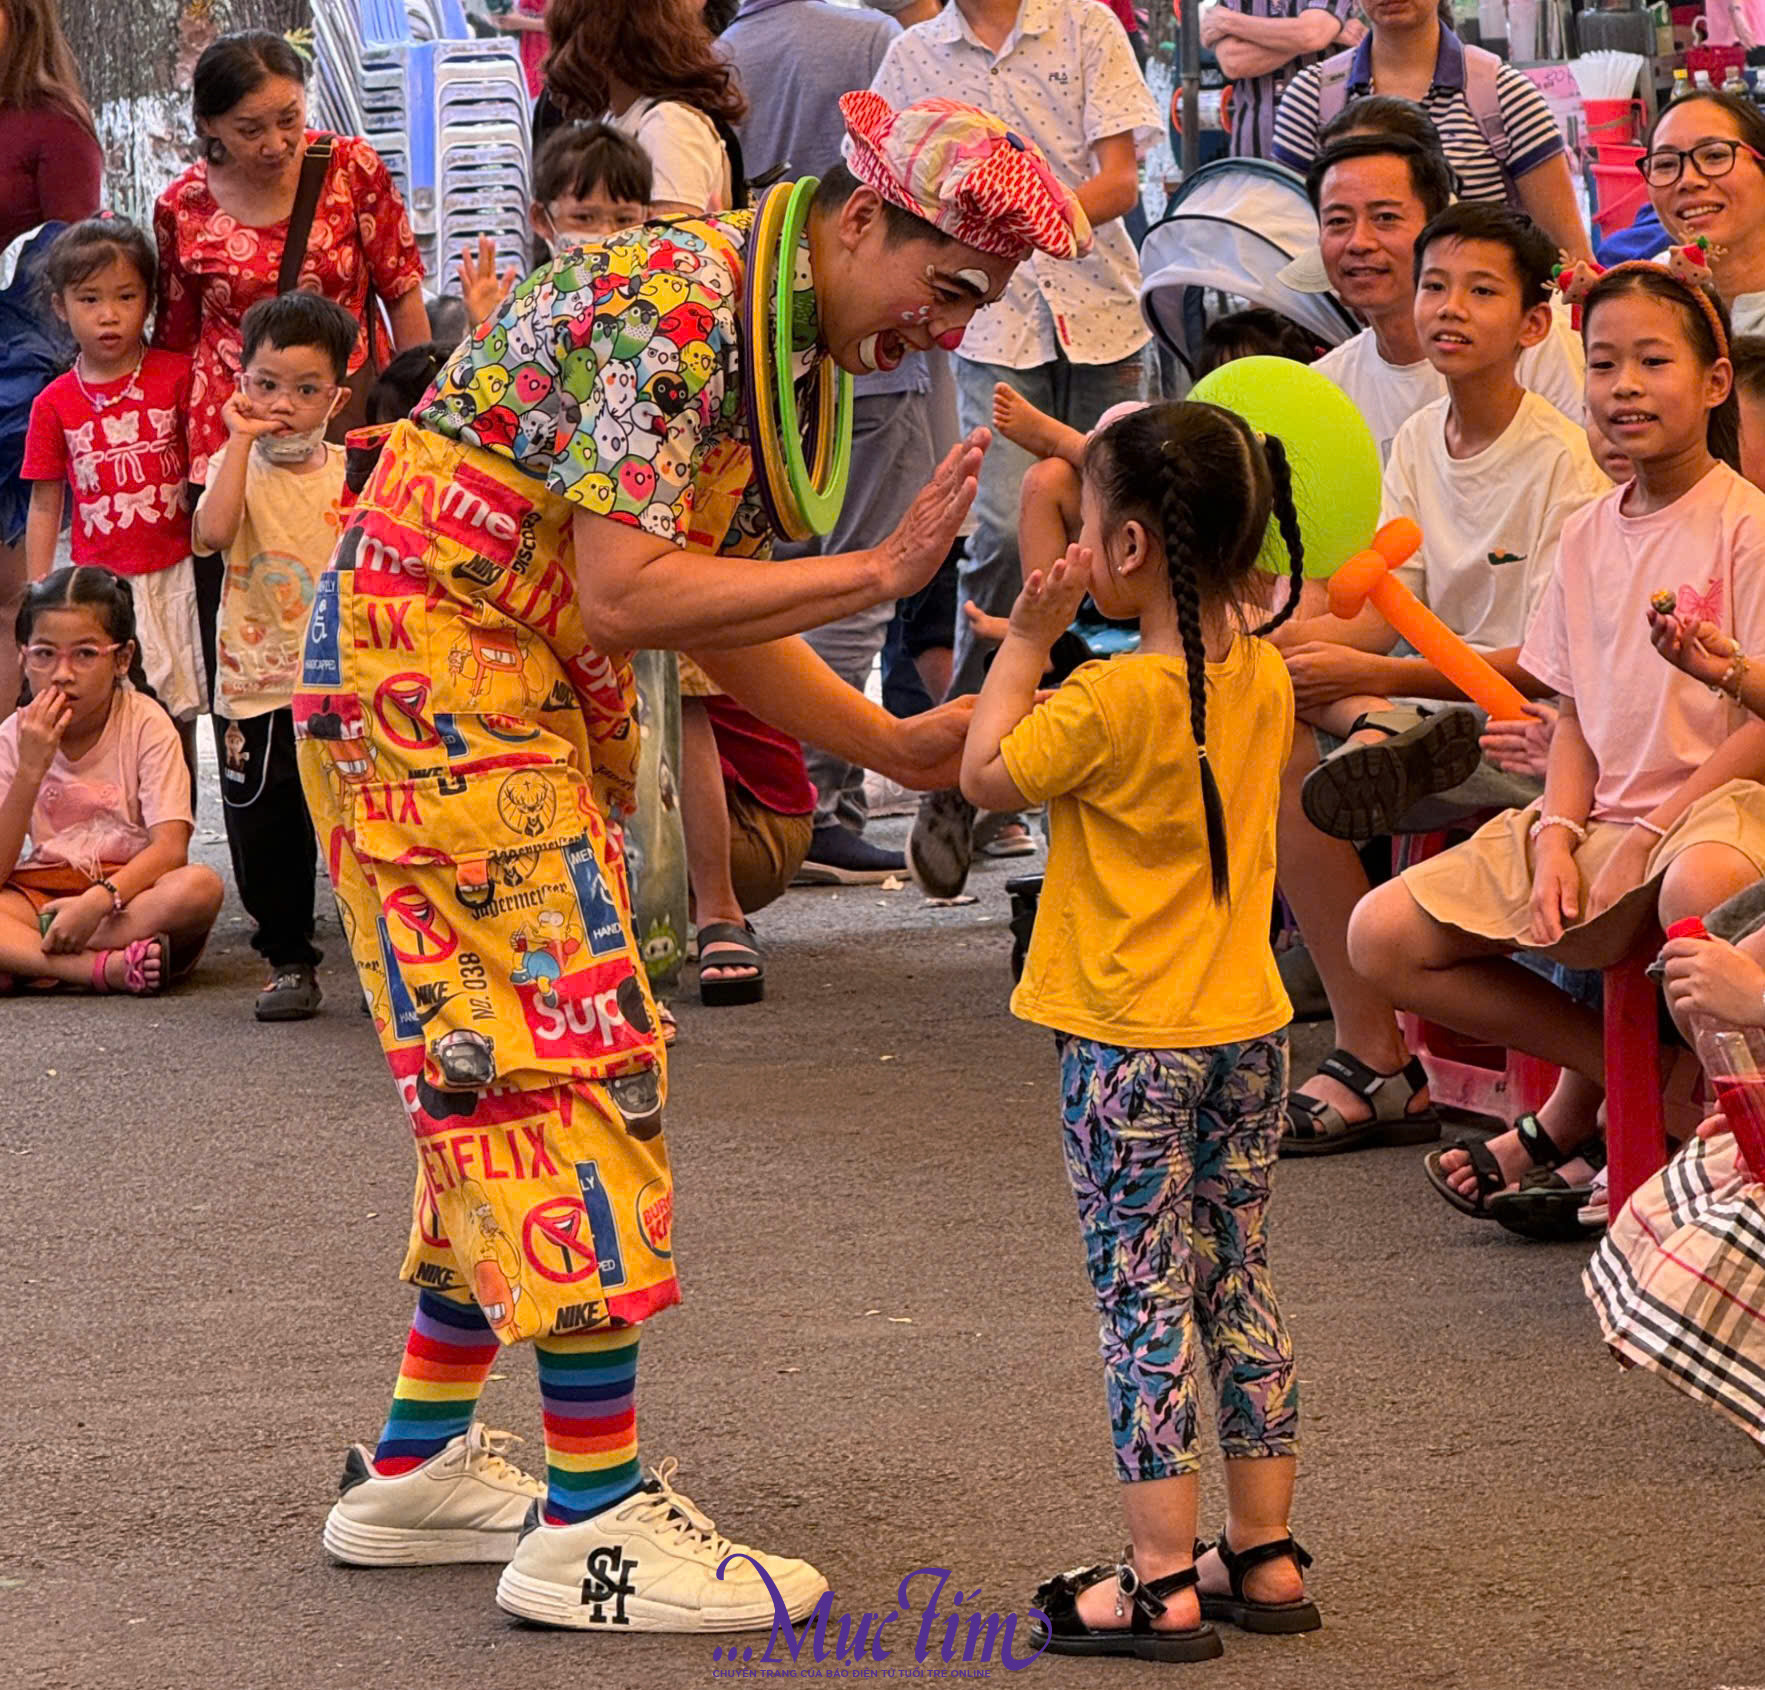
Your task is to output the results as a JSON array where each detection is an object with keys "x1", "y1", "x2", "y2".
[
  {"x1": 1251, "y1": 433, "x2": 1306, "y2": 637},
  {"x1": 1159, "y1": 460, "x2": 1230, "y2": 902}
]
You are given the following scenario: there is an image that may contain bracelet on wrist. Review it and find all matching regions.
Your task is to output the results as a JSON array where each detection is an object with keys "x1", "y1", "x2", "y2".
[
  {"x1": 94, "y1": 877, "x2": 124, "y2": 914},
  {"x1": 1528, "y1": 813, "x2": 1587, "y2": 845},
  {"x1": 1713, "y1": 650, "x2": 1751, "y2": 701},
  {"x1": 1633, "y1": 817, "x2": 1669, "y2": 840}
]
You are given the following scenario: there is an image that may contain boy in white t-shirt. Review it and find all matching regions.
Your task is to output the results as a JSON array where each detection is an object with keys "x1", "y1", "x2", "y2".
[
  {"x1": 192, "y1": 293, "x2": 350, "y2": 1025},
  {"x1": 1278, "y1": 202, "x2": 1608, "y2": 1157},
  {"x1": 1289, "y1": 202, "x2": 1608, "y2": 839}
]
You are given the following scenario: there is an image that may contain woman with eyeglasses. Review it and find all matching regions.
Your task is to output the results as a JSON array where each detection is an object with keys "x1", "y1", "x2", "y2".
[
  {"x1": 1642, "y1": 92, "x2": 1765, "y2": 337},
  {"x1": 152, "y1": 31, "x2": 430, "y2": 490}
]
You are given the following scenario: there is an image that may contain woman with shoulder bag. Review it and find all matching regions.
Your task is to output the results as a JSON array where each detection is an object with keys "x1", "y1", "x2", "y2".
[{"x1": 152, "y1": 29, "x2": 429, "y2": 485}]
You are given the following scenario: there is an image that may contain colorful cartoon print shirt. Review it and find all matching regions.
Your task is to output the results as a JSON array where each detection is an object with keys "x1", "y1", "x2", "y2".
[{"x1": 416, "y1": 212, "x2": 781, "y2": 562}]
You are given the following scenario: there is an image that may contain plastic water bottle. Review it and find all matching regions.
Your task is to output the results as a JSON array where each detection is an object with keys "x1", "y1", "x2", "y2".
[{"x1": 1664, "y1": 917, "x2": 1765, "y2": 1178}]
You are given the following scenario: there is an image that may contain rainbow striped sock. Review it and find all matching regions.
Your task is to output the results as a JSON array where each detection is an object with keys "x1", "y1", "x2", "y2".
[
  {"x1": 534, "y1": 1326, "x2": 641, "y2": 1525},
  {"x1": 373, "y1": 1292, "x2": 499, "y2": 1475}
]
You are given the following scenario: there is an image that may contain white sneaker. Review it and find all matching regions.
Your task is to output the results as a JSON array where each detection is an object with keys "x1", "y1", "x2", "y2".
[
  {"x1": 322, "y1": 1423, "x2": 546, "y2": 1566},
  {"x1": 495, "y1": 1458, "x2": 828, "y2": 1631}
]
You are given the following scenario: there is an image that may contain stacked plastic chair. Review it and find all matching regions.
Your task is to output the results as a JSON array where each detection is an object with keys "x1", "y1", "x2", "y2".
[{"x1": 311, "y1": 0, "x2": 531, "y2": 301}]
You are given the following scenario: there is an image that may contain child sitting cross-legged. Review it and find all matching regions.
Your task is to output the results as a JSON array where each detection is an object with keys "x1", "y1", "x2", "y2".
[
  {"x1": 0, "y1": 567, "x2": 223, "y2": 994},
  {"x1": 1271, "y1": 204, "x2": 1611, "y2": 1158}
]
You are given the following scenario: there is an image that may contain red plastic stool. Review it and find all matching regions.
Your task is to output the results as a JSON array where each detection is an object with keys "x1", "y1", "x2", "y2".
[
  {"x1": 1393, "y1": 830, "x2": 1561, "y2": 1121},
  {"x1": 1603, "y1": 925, "x2": 1668, "y2": 1216}
]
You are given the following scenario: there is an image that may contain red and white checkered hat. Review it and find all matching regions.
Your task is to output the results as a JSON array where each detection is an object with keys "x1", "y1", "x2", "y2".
[{"x1": 839, "y1": 91, "x2": 1093, "y2": 263}]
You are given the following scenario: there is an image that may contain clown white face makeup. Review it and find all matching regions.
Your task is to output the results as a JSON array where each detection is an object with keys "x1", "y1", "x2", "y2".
[{"x1": 814, "y1": 188, "x2": 1020, "y2": 377}]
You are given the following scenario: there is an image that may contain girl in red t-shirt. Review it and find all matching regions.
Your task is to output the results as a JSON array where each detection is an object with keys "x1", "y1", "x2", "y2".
[{"x1": 22, "y1": 220, "x2": 204, "y2": 725}]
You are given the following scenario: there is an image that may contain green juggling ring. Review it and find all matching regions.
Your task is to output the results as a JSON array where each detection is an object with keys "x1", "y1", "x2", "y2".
[{"x1": 772, "y1": 177, "x2": 853, "y2": 536}]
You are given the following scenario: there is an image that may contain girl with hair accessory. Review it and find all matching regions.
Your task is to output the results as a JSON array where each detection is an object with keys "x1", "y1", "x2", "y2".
[
  {"x1": 961, "y1": 402, "x2": 1316, "y2": 1662},
  {"x1": 1352, "y1": 253, "x2": 1765, "y2": 1229},
  {"x1": 0, "y1": 566, "x2": 222, "y2": 993}
]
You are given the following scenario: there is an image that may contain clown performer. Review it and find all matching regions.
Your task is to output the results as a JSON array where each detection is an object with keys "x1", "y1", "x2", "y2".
[{"x1": 292, "y1": 93, "x2": 1092, "y2": 1632}]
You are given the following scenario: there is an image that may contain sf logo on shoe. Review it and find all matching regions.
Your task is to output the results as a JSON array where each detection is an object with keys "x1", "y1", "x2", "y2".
[{"x1": 581, "y1": 1544, "x2": 638, "y2": 1624}]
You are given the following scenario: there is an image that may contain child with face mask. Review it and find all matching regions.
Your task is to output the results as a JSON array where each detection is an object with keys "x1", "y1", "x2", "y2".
[
  {"x1": 192, "y1": 291, "x2": 351, "y2": 1023},
  {"x1": 457, "y1": 121, "x2": 656, "y2": 329}
]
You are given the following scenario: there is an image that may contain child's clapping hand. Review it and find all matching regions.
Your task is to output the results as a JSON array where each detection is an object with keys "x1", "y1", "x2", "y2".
[
  {"x1": 1008, "y1": 544, "x2": 1092, "y2": 649},
  {"x1": 1648, "y1": 607, "x2": 1738, "y2": 690},
  {"x1": 459, "y1": 236, "x2": 519, "y2": 329}
]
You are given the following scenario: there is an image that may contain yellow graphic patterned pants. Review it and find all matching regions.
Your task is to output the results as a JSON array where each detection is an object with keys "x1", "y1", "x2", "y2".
[{"x1": 293, "y1": 423, "x2": 678, "y2": 1341}]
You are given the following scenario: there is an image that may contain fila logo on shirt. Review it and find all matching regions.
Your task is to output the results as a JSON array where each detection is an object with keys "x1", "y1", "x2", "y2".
[{"x1": 581, "y1": 1545, "x2": 638, "y2": 1624}]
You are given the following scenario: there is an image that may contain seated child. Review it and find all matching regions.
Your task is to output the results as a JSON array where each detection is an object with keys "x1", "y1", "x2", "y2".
[
  {"x1": 0, "y1": 567, "x2": 222, "y2": 993},
  {"x1": 1351, "y1": 256, "x2": 1765, "y2": 1216},
  {"x1": 457, "y1": 120, "x2": 654, "y2": 328},
  {"x1": 1285, "y1": 203, "x2": 1610, "y2": 843},
  {"x1": 1273, "y1": 206, "x2": 1611, "y2": 1159},
  {"x1": 990, "y1": 311, "x2": 1319, "y2": 590},
  {"x1": 193, "y1": 293, "x2": 351, "y2": 1024},
  {"x1": 1196, "y1": 306, "x2": 1323, "y2": 375}
]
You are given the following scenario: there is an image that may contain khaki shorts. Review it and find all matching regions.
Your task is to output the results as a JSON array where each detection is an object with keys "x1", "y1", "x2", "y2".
[
  {"x1": 728, "y1": 787, "x2": 812, "y2": 914},
  {"x1": 1401, "y1": 779, "x2": 1765, "y2": 971}
]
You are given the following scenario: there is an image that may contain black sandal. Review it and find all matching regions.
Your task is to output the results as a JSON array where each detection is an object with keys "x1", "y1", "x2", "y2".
[
  {"x1": 1488, "y1": 1138, "x2": 1608, "y2": 1240},
  {"x1": 1423, "y1": 1114, "x2": 1598, "y2": 1219},
  {"x1": 1030, "y1": 1559, "x2": 1223, "y2": 1662},
  {"x1": 1300, "y1": 706, "x2": 1483, "y2": 841},
  {"x1": 1281, "y1": 1051, "x2": 1440, "y2": 1158},
  {"x1": 1195, "y1": 1536, "x2": 1320, "y2": 1635},
  {"x1": 695, "y1": 920, "x2": 764, "y2": 1008}
]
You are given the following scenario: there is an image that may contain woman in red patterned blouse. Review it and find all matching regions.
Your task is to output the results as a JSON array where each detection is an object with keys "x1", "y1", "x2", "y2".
[{"x1": 151, "y1": 31, "x2": 429, "y2": 482}]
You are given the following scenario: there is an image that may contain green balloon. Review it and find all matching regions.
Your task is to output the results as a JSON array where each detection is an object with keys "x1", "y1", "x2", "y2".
[{"x1": 1187, "y1": 356, "x2": 1381, "y2": 580}]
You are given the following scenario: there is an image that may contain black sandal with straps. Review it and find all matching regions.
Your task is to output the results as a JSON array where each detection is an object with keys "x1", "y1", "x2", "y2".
[
  {"x1": 1030, "y1": 1559, "x2": 1223, "y2": 1662},
  {"x1": 1423, "y1": 1113, "x2": 1602, "y2": 1219},
  {"x1": 1195, "y1": 1535, "x2": 1321, "y2": 1635},
  {"x1": 1281, "y1": 1050, "x2": 1441, "y2": 1158}
]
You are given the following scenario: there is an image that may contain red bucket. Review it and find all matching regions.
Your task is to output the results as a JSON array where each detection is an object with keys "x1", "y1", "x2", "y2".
[
  {"x1": 1587, "y1": 142, "x2": 1648, "y2": 232},
  {"x1": 1582, "y1": 97, "x2": 1642, "y2": 145}
]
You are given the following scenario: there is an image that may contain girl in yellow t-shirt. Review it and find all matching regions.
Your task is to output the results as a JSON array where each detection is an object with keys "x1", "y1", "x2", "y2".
[{"x1": 961, "y1": 402, "x2": 1307, "y2": 1664}]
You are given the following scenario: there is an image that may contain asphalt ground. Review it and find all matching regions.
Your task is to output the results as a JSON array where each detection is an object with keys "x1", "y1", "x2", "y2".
[{"x1": 4, "y1": 761, "x2": 1763, "y2": 1690}]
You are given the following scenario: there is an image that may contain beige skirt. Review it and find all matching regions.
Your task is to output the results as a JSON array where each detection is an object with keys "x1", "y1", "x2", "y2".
[{"x1": 1401, "y1": 779, "x2": 1765, "y2": 971}]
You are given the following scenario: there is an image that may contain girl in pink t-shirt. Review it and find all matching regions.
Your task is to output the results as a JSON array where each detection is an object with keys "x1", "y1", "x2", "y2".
[
  {"x1": 1351, "y1": 261, "x2": 1765, "y2": 1219},
  {"x1": 0, "y1": 567, "x2": 222, "y2": 994}
]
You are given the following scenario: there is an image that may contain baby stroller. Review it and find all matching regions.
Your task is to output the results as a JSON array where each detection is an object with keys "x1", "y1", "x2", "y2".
[{"x1": 1139, "y1": 156, "x2": 1359, "y2": 384}]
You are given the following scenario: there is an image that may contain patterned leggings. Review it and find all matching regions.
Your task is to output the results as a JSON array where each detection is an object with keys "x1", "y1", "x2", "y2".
[{"x1": 1059, "y1": 1032, "x2": 1299, "y2": 1482}]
